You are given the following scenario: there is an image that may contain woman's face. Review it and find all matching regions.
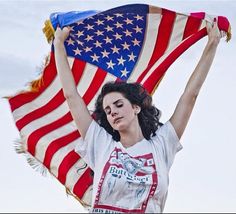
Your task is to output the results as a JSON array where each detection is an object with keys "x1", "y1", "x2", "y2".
[{"x1": 103, "y1": 92, "x2": 140, "y2": 132}]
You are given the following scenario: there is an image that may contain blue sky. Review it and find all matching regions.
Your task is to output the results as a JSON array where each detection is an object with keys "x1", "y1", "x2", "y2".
[{"x1": 0, "y1": 0, "x2": 236, "y2": 212}]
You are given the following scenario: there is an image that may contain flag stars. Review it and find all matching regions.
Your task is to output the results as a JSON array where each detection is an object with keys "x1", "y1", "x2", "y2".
[
  {"x1": 104, "y1": 36, "x2": 113, "y2": 44},
  {"x1": 77, "y1": 40, "x2": 84, "y2": 46},
  {"x1": 105, "y1": 15, "x2": 114, "y2": 21},
  {"x1": 105, "y1": 25, "x2": 114, "y2": 32},
  {"x1": 124, "y1": 18, "x2": 133, "y2": 25},
  {"x1": 128, "y1": 52, "x2": 136, "y2": 62},
  {"x1": 114, "y1": 13, "x2": 123, "y2": 18},
  {"x1": 114, "y1": 22, "x2": 123, "y2": 29},
  {"x1": 101, "y1": 50, "x2": 110, "y2": 58},
  {"x1": 84, "y1": 46, "x2": 93, "y2": 53},
  {"x1": 134, "y1": 14, "x2": 144, "y2": 21},
  {"x1": 121, "y1": 42, "x2": 130, "y2": 50},
  {"x1": 123, "y1": 29, "x2": 132, "y2": 37},
  {"x1": 133, "y1": 25, "x2": 143, "y2": 33},
  {"x1": 66, "y1": 38, "x2": 75, "y2": 46},
  {"x1": 75, "y1": 30, "x2": 84, "y2": 38},
  {"x1": 73, "y1": 47, "x2": 82, "y2": 56},
  {"x1": 95, "y1": 30, "x2": 104, "y2": 36},
  {"x1": 121, "y1": 68, "x2": 129, "y2": 77},
  {"x1": 113, "y1": 32, "x2": 122, "y2": 40},
  {"x1": 85, "y1": 24, "x2": 94, "y2": 30},
  {"x1": 111, "y1": 45, "x2": 120, "y2": 54},
  {"x1": 106, "y1": 60, "x2": 116, "y2": 69},
  {"x1": 117, "y1": 56, "x2": 126, "y2": 65},
  {"x1": 95, "y1": 19, "x2": 105, "y2": 25},
  {"x1": 94, "y1": 40, "x2": 102, "y2": 48},
  {"x1": 85, "y1": 35, "x2": 94, "y2": 42},
  {"x1": 132, "y1": 38, "x2": 141, "y2": 46},
  {"x1": 90, "y1": 53, "x2": 100, "y2": 62}
]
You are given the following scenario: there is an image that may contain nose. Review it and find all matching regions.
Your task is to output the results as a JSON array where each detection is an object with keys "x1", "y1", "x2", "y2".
[{"x1": 110, "y1": 107, "x2": 118, "y2": 117}]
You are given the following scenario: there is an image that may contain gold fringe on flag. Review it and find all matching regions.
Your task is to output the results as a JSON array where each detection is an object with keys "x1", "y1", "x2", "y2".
[{"x1": 42, "y1": 19, "x2": 55, "y2": 44}]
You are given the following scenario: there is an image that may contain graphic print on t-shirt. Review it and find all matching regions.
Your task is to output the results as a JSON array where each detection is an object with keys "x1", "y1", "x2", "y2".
[{"x1": 93, "y1": 147, "x2": 158, "y2": 213}]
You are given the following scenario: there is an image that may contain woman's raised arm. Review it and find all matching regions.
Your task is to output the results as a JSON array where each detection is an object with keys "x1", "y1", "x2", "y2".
[
  {"x1": 54, "y1": 27, "x2": 92, "y2": 139},
  {"x1": 170, "y1": 20, "x2": 225, "y2": 140}
]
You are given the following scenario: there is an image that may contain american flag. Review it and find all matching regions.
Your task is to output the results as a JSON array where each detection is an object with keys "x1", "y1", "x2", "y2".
[{"x1": 7, "y1": 4, "x2": 230, "y2": 208}]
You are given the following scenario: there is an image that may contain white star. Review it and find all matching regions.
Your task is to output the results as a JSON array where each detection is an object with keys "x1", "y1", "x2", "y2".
[
  {"x1": 73, "y1": 47, "x2": 82, "y2": 56},
  {"x1": 114, "y1": 22, "x2": 123, "y2": 29},
  {"x1": 66, "y1": 38, "x2": 75, "y2": 46},
  {"x1": 101, "y1": 50, "x2": 110, "y2": 58},
  {"x1": 111, "y1": 45, "x2": 120, "y2": 54},
  {"x1": 104, "y1": 36, "x2": 113, "y2": 44},
  {"x1": 94, "y1": 40, "x2": 102, "y2": 48},
  {"x1": 85, "y1": 24, "x2": 94, "y2": 30},
  {"x1": 133, "y1": 25, "x2": 143, "y2": 33},
  {"x1": 95, "y1": 30, "x2": 104, "y2": 36},
  {"x1": 106, "y1": 60, "x2": 116, "y2": 69},
  {"x1": 67, "y1": 26, "x2": 75, "y2": 32},
  {"x1": 84, "y1": 46, "x2": 92, "y2": 53},
  {"x1": 75, "y1": 30, "x2": 84, "y2": 38},
  {"x1": 121, "y1": 68, "x2": 129, "y2": 77},
  {"x1": 124, "y1": 18, "x2": 133, "y2": 25},
  {"x1": 105, "y1": 25, "x2": 114, "y2": 32},
  {"x1": 76, "y1": 20, "x2": 84, "y2": 25},
  {"x1": 95, "y1": 19, "x2": 104, "y2": 25},
  {"x1": 132, "y1": 38, "x2": 141, "y2": 46},
  {"x1": 113, "y1": 32, "x2": 122, "y2": 40},
  {"x1": 134, "y1": 15, "x2": 144, "y2": 21},
  {"x1": 90, "y1": 53, "x2": 100, "y2": 62},
  {"x1": 121, "y1": 42, "x2": 130, "y2": 50},
  {"x1": 123, "y1": 29, "x2": 132, "y2": 37},
  {"x1": 128, "y1": 52, "x2": 136, "y2": 62},
  {"x1": 85, "y1": 35, "x2": 94, "y2": 42},
  {"x1": 105, "y1": 15, "x2": 114, "y2": 21},
  {"x1": 114, "y1": 13, "x2": 123, "y2": 17},
  {"x1": 77, "y1": 40, "x2": 84, "y2": 46},
  {"x1": 117, "y1": 56, "x2": 126, "y2": 65}
]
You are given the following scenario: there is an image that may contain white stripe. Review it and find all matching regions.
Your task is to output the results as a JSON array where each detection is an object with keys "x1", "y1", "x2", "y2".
[
  {"x1": 141, "y1": 15, "x2": 188, "y2": 84},
  {"x1": 65, "y1": 159, "x2": 88, "y2": 190},
  {"x1": 35, "y1": 121, "x2": 77, "y2": 162},
  {"x1": 128, "y1": 13, "x2": 161, "y2": 82},
  {"x1": 50, "y1": 140, "x2": 78, "y2": 177},
  {"x1": 20, "y1": 63, "x2": 98, "y2": 138},
  {"x1": 81, "y1": 185, "x2": 93, "y2": 205},
  {"x1": 12, "y1": 57, "x2": 75, "y2": 122}
]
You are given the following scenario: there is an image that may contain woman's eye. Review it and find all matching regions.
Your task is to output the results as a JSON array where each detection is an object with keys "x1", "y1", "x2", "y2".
[
  {"x1": 117, "y1": 103, "x2": 123, "y2": 108},
  {"x1": 105, "y1": 110, "x2": 111, "y2": 115}
]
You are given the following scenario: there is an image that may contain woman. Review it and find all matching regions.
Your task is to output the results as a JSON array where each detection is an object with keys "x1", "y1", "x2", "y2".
[{"x1": 53, "y1": 20, "x2": 224, "y2": 213}]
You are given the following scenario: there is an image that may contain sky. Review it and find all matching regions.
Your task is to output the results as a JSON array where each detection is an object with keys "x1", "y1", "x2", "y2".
[{"x1": 0, "y1": 0, "x2": 236, "y2": 213}]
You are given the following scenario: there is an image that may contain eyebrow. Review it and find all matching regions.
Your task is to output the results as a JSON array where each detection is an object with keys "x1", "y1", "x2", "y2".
[{"x1": 104, "y1": 99, "x2": 123, "y2": 110}]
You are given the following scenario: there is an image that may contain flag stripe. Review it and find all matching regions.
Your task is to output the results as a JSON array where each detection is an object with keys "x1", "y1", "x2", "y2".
[
  {"x1": 143, "y1": 28, "x2": 207, "y2": 93},
  {"x1": 43, "y1": 130, "x2": 80, "y2": 169},
  {"x1": 137, "y1": 9, "x2": 176, "y2": 83}
]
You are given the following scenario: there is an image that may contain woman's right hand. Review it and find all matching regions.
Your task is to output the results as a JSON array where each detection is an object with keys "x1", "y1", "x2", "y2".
[{"x1": 54, "y1": 26, "x2": 70, "y2": 45}]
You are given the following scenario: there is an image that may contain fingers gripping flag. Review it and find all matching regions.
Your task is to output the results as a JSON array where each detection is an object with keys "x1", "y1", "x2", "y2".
[{"x1": 7, "y1": 4, "x2": 231, "y2": 208}]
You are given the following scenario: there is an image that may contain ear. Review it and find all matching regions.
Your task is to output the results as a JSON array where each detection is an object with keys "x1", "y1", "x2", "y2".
[{"x1": 133, "y1": 105, "x2": 141, "y2": 115}]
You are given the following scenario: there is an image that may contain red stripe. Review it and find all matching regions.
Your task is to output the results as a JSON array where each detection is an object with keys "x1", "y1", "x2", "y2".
[
  {"x1": 43, "y1": 130, "x2": 80, "y2": 169},
  {"x1": 143, "y1": 28, "x2": 207, "y2": 93},
  {"x1": 27, "y1": 112, "x2": 73, "y2": 156},
  {"x1": 57, "y1": 150, "x2": 80, "y2": 184},
  {"x1": 137, "y1": 9, "x2": 176, "y2": 83},
  {"x1": 73, "y1": 168, "x2": 93, "y2": 198},
  {"x1": 15, "y1": 59, "x2": 86, "y2": 131},
  {"x1": 9, "y1": 52, "x2": 57, "y2": 112},
  {"x1": 183, "y1": 14, "x2": 204, "y2": 39}
]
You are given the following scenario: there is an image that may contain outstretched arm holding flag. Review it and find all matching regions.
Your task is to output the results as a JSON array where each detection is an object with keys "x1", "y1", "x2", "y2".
[{"x1": 170, "y1": 20, "x2": 224, "y2": 139}]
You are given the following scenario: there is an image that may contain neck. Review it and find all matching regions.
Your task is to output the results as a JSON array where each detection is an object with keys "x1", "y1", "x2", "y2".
[{"x1": 119, "y1": 121, "x2": 144, "y2": 148}]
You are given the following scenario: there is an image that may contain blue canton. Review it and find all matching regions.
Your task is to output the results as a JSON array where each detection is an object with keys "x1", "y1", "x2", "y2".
[{"x1": 64, "y1": 12, "x2": 147, "y2": 81}]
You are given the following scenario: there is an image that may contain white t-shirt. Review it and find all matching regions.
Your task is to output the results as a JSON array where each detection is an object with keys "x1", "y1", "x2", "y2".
[{"x1": 75, "y1": 120, "x2": 182, "y2": 213}]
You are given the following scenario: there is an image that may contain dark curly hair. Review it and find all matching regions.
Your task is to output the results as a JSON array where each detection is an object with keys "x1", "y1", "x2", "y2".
[{"x1": 93, "y1": 81, "x2": 162, "y2": 141}]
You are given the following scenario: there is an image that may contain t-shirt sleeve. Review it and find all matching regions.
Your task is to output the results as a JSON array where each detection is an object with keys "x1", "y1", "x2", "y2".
[
  {"x1": 74, "y1": 120, "x2": 113, "y2": 169},
  {"x1": 153, "y1": 121, "x2": 183, "y2": 171}
]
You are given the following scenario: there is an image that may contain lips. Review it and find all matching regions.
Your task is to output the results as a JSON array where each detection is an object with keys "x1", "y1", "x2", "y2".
[{"x1": 113, "y1": 117, "x2": 123, "y2": 124}]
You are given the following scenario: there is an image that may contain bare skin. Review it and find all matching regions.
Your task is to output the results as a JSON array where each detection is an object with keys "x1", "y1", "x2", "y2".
[{"x1": 53, "y1": 20, "x2": 224, "y2": 147}]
